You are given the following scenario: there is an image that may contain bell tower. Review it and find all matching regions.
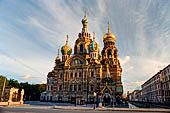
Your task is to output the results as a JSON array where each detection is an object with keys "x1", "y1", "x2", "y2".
[
  {"x1": 101, "y1": 22, "x2": 119, "y2": 66},
  {"x1": 101, "y1": 22, "x2": 122, "y2": 82}
]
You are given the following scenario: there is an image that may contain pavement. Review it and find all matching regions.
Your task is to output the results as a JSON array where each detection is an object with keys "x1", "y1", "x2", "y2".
[{"x1": 0, "y1": 102, "x2": 170, "y2": 112}]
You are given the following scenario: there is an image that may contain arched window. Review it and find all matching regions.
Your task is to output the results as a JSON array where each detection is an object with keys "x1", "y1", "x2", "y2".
[
  {"x1": 107, "y1": 49, "x2": 112, "y2": 58},
  {"x1": 114, "y1": 50, "x2": 117, "y2": 58},
  {"x1": 74, "y1": 85, "x2": 77, "y2": 91},
  {"x1": 80, "y1": 44, "x2": 83, "y2": 54},
  {"x1": 70, "y1": 85, "x2": 72, "y2": 91}
]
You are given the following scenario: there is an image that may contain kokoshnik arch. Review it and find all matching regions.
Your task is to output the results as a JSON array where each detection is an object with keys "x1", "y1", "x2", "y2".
[{"x1": 41, "y1": 12, "x2": 123, "y2": 105}]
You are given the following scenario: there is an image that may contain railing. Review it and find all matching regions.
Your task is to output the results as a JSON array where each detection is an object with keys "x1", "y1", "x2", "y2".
[{"x1": 130, "y1": 101, "x2": 170, "y2": 108}]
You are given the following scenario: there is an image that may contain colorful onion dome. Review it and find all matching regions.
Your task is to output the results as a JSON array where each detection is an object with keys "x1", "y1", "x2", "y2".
[
  {"x1": 81, "y1": 11, "x2": 88, "y2": 25},
  {"x1": 103, "y1": 22, "x2": 116, "y2": 42},
  {"x1": 61, "y1": 35, "x2": 72, "y2": 55},
  {"x1": 88, "y1": 32, "x2": 99, "y2": 52}
]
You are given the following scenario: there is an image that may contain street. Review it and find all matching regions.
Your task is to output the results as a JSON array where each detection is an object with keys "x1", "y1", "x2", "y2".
[{"x1": 0, "y1": 107, "x2": 168, "y2": 113}]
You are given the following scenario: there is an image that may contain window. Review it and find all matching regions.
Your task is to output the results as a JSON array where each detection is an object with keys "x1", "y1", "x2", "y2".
[
  {"x1": 60, "y1": 73, "x2": 63, "y2": 78},
  {"x1": 70, "y1": 85, "x2": 72, "y2": 91},
  {"x1": 80, "y1": 44, "x2": 83, "y2": 53},
  {"x1": 59, "y1": 85, "x2": 62, "y2": 91},
  {"x1": 91, "y1": 85, "x2": 93, "y2": 91},
  {"x1": 65, "y1": 72, "x2": 67, "y2": 81},
  {"x1": 91, "y1": 72, "x2": 94, "y2": 78},
  {"x1": 84, "y1": 73, "x2": 86, "y2": 80},
  {"x1": 84, "y1": 83, "x2": 86, "y2": 89},
  {"x1": 79, "y1": 72, "x2": 82, "y2": 78},
  {"x1": 107, "y1": 49, "x2": 112, "y2": 58},
  {"x1": 74, "y1": 85, "x2": 77, "y2": 91},
  {"x1": 71, "y1": 73, "x2": 73, "y2": 78},
  {"x1": 75, "y1": 73, "x2": 77, "y2": 78},
  {"x1": 51, "y1": 86, "x2": 53, "y2": 90},
  {"x1": 78, "y1": 84, "x2": 81, "y2": 91},
  {"x1": 48, "y1": 86, "x2": 49, "y2": 90}
]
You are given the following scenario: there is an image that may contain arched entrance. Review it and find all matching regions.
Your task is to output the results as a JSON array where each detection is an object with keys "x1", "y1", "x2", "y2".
[{"x1": 103, "y1": 93, "x2": 112, "y2": 106}]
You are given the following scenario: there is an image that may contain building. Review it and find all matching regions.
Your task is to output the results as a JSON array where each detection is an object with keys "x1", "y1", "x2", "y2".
[
  {"x1": 42, "y1": 13, "x2": 123, "y2": 105},
  {"x1": 128, "y1": 90, "x2": 140, "y2": 101},
  {"x1": 142, "y1": 71, "x2": 163, "y2": 103},
  {"x1": 141, "y1": 64, "x2": 170, "y2": 104},
  {"x1": 162, "y1": 64, "x2": 170, "y2": 104}
]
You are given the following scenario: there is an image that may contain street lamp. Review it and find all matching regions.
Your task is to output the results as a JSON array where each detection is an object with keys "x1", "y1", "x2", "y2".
[
  {"x1": 86, "y1": 66, "x2": 89, "y2": 105},
  {"x1": 75, "y1": 92, "x2": 76, "y2": 107},
  {"x1": 94, "y1": 92, "x2": 96, "y2": 109}
]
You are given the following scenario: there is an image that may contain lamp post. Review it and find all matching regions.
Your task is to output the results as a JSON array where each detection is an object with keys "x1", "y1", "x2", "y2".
[
  {"x1": 93, "y1": 92, "x2": 96, "y2": 109},
  {"x1": 75, "y1": 92, "x2": 77, "y2": 107},
  {"x1": 86, "y1": 66, "x2": 89, "y2": 105}
]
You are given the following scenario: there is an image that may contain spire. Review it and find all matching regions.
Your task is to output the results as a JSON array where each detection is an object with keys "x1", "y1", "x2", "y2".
[
  {"x1": 108, "y1": 21, "x2": 110, "y2": 33},
  {"x1": 93, "y1": 32, "x2": 95, "y2": 42},
  {"x1": 57, "y1": 49, "x2": 59, "y2": 58},
  {"x1": 84, "y1": 11, "x2": 86, "y2": 18},
  {"x1": 66, "y1": 34, "x2": 68, "y2": 45},
  {"x1": 106, "y1": 64, "x2": 110, "y2": 78}
]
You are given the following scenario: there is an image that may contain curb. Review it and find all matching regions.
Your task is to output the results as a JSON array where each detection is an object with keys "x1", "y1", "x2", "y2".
[{"x1": 2, "y1": 105, "x2": 170, "y2": 112}]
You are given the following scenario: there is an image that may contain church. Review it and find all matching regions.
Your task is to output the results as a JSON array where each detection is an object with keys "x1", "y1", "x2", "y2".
[{"x1": 41, "y1": 13, "x2": 123, "y2": 106}]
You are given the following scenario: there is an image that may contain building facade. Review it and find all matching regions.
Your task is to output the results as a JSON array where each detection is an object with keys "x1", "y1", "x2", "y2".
[
  {"x1": 135, "y1": 64, "x2": 170, "y2": 104},
  {"x1": 162, "y1": 64, "x2": 170, "y2": 104},
  {"x1": 42, "y1": 13, "x2": 123, "y2": 105},
  {"x1": 142, "y1": 71, "x2": 163, "y2": 103}
]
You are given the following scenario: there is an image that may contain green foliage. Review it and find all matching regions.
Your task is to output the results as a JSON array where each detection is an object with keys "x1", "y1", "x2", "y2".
[
  {"x1": 0, "y1": 76, "x2": 46, "y2": 101},
  {"x1": 0, "y1": 75, "x2": 8, "y2": 89}
]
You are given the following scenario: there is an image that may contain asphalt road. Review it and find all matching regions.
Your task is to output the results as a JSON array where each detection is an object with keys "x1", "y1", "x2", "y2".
[{"x1": 0, "y1": 107, "x2": 166, "y2": 113}]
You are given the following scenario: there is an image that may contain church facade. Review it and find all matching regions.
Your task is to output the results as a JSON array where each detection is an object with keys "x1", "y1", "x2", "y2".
[{"x1": 42, "y1": 13, "x2": 123, "y2": 105}]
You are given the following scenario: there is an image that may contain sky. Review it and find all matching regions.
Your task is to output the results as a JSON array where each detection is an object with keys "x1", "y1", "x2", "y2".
[{"x1": 0, "y1": 0, "x2": 170, "y2": 93}]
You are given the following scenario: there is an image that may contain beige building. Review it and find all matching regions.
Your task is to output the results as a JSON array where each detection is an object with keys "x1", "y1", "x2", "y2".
[
  {"x1": 141, "y1": 64, "x2": 170, "y2": 104},
  {"x1": 142, "y1": 71, "x2": 163, "y2": 103},
  {"x1": 42, "y1": 13, "x2": 123, "y2": 105},
  {"x1": 162, "y1": 64, "x2": 170, "y2": 104}
]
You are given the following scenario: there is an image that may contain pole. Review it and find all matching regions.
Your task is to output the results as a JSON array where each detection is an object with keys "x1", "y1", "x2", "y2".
[
  {"x1": 75, "y1": 92, "x2": 77, "y2": 107},
  {"x1": 93, "y1": 92, "x2": 96, "y2": 110},
  {"x1": 86, "y1": 66, "x2": 89, "y2": 105},
  {"x1": 1, "y1": 76, "x2": 6, "y2": 101}
]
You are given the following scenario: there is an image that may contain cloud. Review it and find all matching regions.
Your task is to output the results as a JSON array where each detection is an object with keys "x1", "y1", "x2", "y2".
[
  {"x1": 119, "y1": 56, "x2": 130, "y2": 65},
  {"x1": 0, "y1": 0, "x2": 170, "y2": 93},
  {"x1": 23, "y1": 75, "x2": 32, "y2": 80},
  {"x1": 125, "y1": 66, "x2": 134, "y2": 72}
]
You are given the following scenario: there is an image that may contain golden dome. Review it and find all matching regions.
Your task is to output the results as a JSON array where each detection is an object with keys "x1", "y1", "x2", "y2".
[
  {"x1": 103, "y1": 22, "x2": 116, "y2": 42},
  {"x1": 61, "y1": 35, "x2": 72, "y2": 55},
  {"x1": 55, "y1": 49, "x2": 60, "y2": 60}
]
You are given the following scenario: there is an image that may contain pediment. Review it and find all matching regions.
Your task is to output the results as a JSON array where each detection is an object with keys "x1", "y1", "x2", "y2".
[{"x1": 65, "y1": 55, "x2": 87, "y2": 66}]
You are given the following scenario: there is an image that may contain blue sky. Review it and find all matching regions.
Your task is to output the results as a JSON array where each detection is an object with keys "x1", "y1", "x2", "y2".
[{"x1": 0, "y1": 0, "x2": 170, "y2": 93}]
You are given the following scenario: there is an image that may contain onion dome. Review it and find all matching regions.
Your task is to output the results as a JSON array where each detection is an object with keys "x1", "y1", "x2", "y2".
[
  {"x1": 81, "y1": 11, "x2": 88, "y2": 32},
  {"x1": 103, "y1": 22, "x2": 116, "y2": 42},
  {"x1": 61, "y1": 35, "x2": 72, "y2": 55},
  {"x1": 81, "y1": 11, "x2": 88, "y2": 25},
  {"x1": 55, "y1": 49, "x2": 60, "y2": 61},
  {"x1": 88, "y1": 32, "x2": 99, "y2": 52}
]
